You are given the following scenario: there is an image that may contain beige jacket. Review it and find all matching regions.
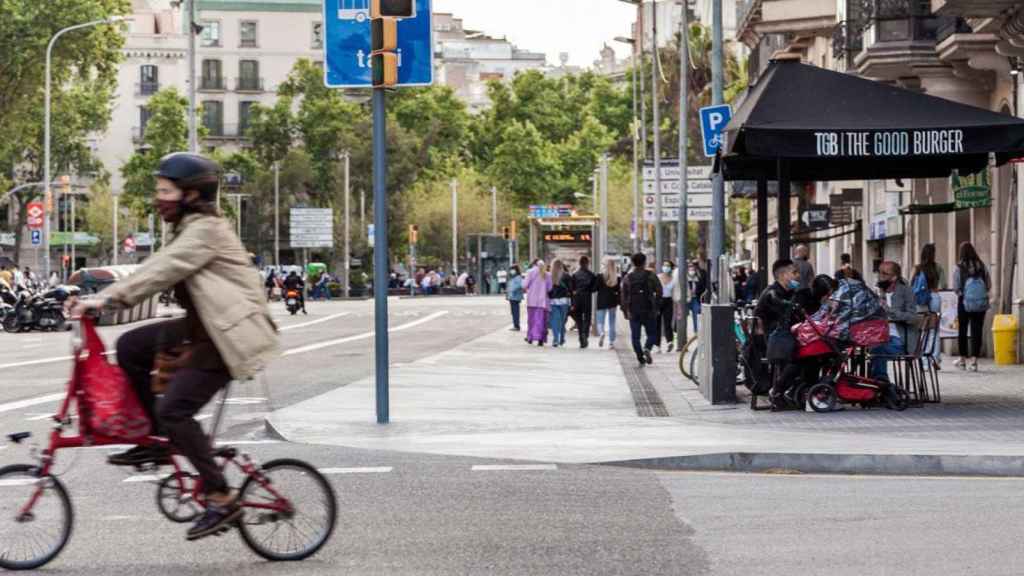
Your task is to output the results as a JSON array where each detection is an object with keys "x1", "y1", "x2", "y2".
[{"x1": 105, "y1": 213, "x2": 279, "y2": 379}]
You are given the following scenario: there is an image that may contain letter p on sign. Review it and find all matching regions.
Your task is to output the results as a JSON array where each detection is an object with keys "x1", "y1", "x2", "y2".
[{"x1": 699, "y1": 104, "x2": 733, "y2": 158}]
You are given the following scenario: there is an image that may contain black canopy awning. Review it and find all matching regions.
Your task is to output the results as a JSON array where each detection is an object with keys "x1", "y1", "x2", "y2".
[{"x1": 721, "y1": 59, "x2": 1024, "y2": 181}]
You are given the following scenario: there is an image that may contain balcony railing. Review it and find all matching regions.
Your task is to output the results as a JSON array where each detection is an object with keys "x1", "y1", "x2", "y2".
[
  {"x1": 860, "y1": 0, "x2": 950, "y2": 44},
  {"x1": 199, "y1": 76, "x2": 226, "y2": 91},
  {"x1": 234, "y1": 77, "x2": 264, "y2": 92},
  {"x1": 203, "y1": 123, "x2": 249, "y2": 140},
  {"x1": 135, "y1": 81, "x2": 160, "y2": 96}
]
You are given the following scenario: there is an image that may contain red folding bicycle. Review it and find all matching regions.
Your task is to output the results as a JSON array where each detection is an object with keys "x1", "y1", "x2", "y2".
[{"x1": 0, "y1": 316, "x2": 337, "y2": 570}]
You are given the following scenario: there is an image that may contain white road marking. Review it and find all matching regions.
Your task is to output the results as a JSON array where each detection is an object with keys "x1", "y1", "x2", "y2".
[
  {"x1": 101, "y1": 515, "x2": 140, "y2": 521},
  {"x1": 318, "y1": 466, "x2": 393, "y2": 475},
  {"x1": 471, "y1": 464, "x2": 558, "y2": 472},
  {"x1": 122, "y1": 474, "x2": 161, "y2": 483},
  {"x1": 283, "y1": 311, "x2": 449, "y2": 357},
  {"x1": 0, "y1": 393, "x2": 66, "y2": 415},
  {"x1": 220, "y1": 397, "x2": 267, "y2": 405},
  {"x1": 217, "y1": 439, "x2": 280, "y2": 446},
  {"x1": 279, "y1": 312, "x2": 352, "y2": 332},
  {"x1": 0, "y1": 478, "x2": 36, "y2": 487},
  {"x1": 25, "y1": 413, "x2": 56, "y2": 422},
  {"x1": 0, "y1": 350, "x2": 114, "y2": 370},
  {"x1": 195, "y1": 414, "x2": 213, "y2": 421}
]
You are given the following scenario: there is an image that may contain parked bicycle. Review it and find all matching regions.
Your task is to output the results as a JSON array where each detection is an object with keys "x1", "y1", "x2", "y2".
[
  {"x1": 679, "y1": 302, "x2": 756, "y2": 387},
  {"x1": 0, "y1": 316, "x2": 337, "y2": 570}
]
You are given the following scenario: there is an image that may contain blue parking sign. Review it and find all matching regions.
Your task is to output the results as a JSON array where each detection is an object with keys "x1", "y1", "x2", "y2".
[
  {"x1": 30, "y1": 229, "x2": 41, "y2": 246},
  {"x1": 323, "y1": 0, "x2": 434, "y2": 88},
  {"x1": 699, "y1": 104, "x2": 733, "y2": 158}
]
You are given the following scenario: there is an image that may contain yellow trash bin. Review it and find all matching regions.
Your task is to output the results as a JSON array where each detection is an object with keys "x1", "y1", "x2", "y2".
[{"x1": 992, "y1": 315, "x2": 1019, "y2": 365}]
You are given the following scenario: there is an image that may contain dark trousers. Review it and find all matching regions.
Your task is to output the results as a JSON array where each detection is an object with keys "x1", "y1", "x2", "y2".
[
  {"x1": 957, "y1": 304, "x2": 986, "y2": 358},
  {"x1": 576, "y1": 300, "x2": 592, "y2": 346},
  {"x1": 510, "y1": 300, "x2": 521, "y2": 330},
  {"x1": 117, "y1": 321, "x2": 232, "y2": 495},
  {"x1": 629, "y1": 314, "x2": 658, "y2": 361},
  {"x1": 656, "y1": 298, "x2": 674, "y2": 346}
]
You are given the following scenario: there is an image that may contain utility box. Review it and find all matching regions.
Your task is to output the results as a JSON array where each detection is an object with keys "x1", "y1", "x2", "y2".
[{"x1": 697, "y1": 304, "x2": 736, "y2": 404}]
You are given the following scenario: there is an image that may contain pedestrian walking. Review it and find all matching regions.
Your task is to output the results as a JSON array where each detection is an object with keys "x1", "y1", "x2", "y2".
[
  {"x1": 686, "y1": 260, "x2": 707, "y2": 333},
  {"x1": 596, "y1": 258, "x2": 620, "y2": 349},
  {"x1": 548, "y1": 260, "x2": 572, "y2": 348},
  {"x1": 507, "y1": 266, "x2": 524, "y2": 331},
  {"x1": 571, "y1": 256, "x2": 597, "y2": 349},
  {"x1": 911, "y1": 243, "x2": 946, "y2": 367},
  {"x1": 621, "y1": 253, "x2": 661, "y2": 367},
  {"x1": 656, "y1": 261, "x2": 677, "y2": 353},
  {"x1": 953, "y1": 241, "x2": 990, "y2": 371},
  {"x1": 522, "y1": 259, "x2": 551, "y2": 346},
  {"x1": 793, "y1": 244, "x2": 815, "y2": 289}
]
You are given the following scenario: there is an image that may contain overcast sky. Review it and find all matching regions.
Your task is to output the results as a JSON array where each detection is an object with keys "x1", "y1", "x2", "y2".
[{"x1": 432, "y1": 0, "x2": 637, "y2": 68}]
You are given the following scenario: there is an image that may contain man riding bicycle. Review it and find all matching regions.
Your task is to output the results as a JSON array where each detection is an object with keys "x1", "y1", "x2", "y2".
[{"x1": 74, "y1": 153, "x2": 279, "y2": 541}]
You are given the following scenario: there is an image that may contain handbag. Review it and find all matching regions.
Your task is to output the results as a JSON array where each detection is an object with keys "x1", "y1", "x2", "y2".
[
  {"x1": 766, "y1": 325, "x2": 797, "y2": 362},
  {"x1": 77, "y1": 318, "x2": 150, "y2": 441}
]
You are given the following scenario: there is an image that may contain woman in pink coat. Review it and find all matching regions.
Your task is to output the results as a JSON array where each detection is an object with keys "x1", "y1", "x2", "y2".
[{"x1": 522, "y1": 259, "x2": 552, "y2": 346}]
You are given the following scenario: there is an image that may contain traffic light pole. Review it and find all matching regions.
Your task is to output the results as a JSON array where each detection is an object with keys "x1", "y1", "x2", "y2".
[{"x1": 372, "y1": 88, "x2": 390, "y2": 424}]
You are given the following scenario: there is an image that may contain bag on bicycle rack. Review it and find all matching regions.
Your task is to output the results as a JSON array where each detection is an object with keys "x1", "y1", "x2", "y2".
[{"x1": 77, "y1": 317, "x2": 150, "y2": 440}]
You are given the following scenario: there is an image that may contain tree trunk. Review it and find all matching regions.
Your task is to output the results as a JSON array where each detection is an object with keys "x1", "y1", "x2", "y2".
[{"x1": 12, "y1": 193, "x2": 28, "y2": 268}]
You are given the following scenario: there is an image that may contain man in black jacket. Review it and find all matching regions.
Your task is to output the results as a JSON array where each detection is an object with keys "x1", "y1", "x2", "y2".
[
  {"x1": 283, "y1": 271, "x2": 307, "y2": 315},
  {"x1": 621, "y1": 253, "x2": 661, "y2": 367},
  {"x1": 572, "y1": 256, "x2": 598, "y2": 349},
  {"x1": 754, "y1": 259, "x2": 801, "y2": 410}
]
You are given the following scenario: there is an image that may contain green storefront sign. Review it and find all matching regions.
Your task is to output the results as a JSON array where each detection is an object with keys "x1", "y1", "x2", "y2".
[
  {"x1": 50, "y1": 232, "x2": 100, "y2": 246},
  {"x1": 952, "y1": 169, "x2": 992, "y2": 209}
]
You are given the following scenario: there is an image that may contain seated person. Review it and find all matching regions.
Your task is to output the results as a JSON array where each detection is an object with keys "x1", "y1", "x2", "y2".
[
  {"x1": 870, "y1": 261, "x2": 919, "y2": 382},
  {"x1": 754, "y1": 259, "x2": 801, "y2": 410}
]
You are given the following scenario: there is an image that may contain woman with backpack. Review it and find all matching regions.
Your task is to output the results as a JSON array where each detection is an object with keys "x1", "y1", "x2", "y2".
[
  {"x1": 953, "y1": 241, "x2": 990, "y2": 371},
  {"x1": 911, "y1": 243, "x2": 946, "y2": 366}
]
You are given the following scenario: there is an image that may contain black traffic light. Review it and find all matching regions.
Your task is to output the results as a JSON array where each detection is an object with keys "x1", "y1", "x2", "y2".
[
  {"x1": 371, "y1": 0, "x2": 415, "y2": 18},
  {"x1": 502, "y1": 226, "x2": 510, "y2": 240}
]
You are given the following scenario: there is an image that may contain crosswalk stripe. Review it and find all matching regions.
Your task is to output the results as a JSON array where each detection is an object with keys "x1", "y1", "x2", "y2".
[
  {"x1": 122, "y1": 474, "x2": 161, "y2": 483},
  {"x1": 318, "y1": 466, "x2": 393, "y2": 475},
  {"x1": 471, "y1": 464, "x2": 558, "y2": 472}
]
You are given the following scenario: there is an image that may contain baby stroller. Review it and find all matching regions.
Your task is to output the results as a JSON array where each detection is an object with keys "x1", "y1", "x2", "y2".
[{"x1": 792, "y1": 279, "x2": 910, "y2": 413}]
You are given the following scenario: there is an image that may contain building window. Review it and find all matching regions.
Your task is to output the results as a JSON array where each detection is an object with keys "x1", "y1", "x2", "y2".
[
  {"x1": 200, "y1": 21, "x2": 220, "y2": 47},
  {"x1": 239, "y1": 101, "x2": 255, "y2": 135},
  {"x1": 202, "y1": 101, "x2": 223, "y2": 136},
  {"x1": 312, "y1": 21, "x2": 323, "y2": 49},
  {"x1": 240, "y1": 21, "x2": 258, "y2": 47},
  {"x1": 139, "y1": 65, "x2": 159, "y2": 95},
  {"x1": 201, "y1": 59, "x2": 223, "y2": 90},
  {"x1": 237, "y1": 60, "x2": 261, "y2": 91},
  {"x1": 136, "y1": 106, "x2": 152, "y2": 141}
]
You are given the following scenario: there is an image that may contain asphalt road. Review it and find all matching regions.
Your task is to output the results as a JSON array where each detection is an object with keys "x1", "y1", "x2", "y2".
[{"x1": 2, "y1": 296, "x2": 1022, "y2": 574}]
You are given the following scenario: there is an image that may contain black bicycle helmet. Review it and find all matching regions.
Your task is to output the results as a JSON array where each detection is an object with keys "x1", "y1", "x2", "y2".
[{"x1": 153, "y1": 152, "x2": 221, "y2": 200}]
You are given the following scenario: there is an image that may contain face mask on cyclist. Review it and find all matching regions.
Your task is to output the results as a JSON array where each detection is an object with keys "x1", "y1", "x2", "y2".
[{"x1": 155, "y1": 199, "x2": 184, "y2": 223}]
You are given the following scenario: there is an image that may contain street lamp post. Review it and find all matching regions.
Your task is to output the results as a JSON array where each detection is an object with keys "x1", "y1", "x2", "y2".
[
  {"x1": 44, "y1": 15, "x2": 127, "y2": 278},
  {"x1": 678, "y1": 0, "x2": 691, "y2": 345},
  {"x1": 491, "y1": 186, "x2": 497, "y2": 235},
  {"x1": 343, "y1": 151, "x2": 351, "y2": 299},
  {"x1": 273, "y1": 161, "x2": 280, "y2": 268},
  {"x1": 615, "y1": 35, "x2": 640, "y2": 254},
  {"x1": 451, "y1": 178, "x2": 458, "y2": 274}
]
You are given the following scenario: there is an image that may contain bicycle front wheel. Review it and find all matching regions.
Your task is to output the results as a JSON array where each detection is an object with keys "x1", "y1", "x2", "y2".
[
  {"x1": 238, "y1": 458, "x2": 337, "y2": 561},
  {"x1": 0, "y1": 464, "x2": 73, "y2": 571}
]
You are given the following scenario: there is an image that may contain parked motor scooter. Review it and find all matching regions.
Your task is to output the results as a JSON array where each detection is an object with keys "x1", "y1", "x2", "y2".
[{"x1": 4, "y1": 287, "x2": 68, "y2": 332}]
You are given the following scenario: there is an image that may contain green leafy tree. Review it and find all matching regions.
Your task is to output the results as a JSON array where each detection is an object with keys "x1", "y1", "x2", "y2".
[
  {"x1": 119, "y1": 88, "x2": 191, "y2": 216},
  {"x1": 488, "y1": 121, "x2": 562, "y2": 206},
  {"x1": 0, "y1": 0, "x2": 128, "y2": 263},
  {"x1": 246, "y1": 98, "x2": 295, "y2": 166}
]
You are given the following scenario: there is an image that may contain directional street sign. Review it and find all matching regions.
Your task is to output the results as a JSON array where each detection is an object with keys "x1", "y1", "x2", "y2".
[
  {"x1": 644, "y1": 193, "x2": 713, "y2": 209},
  {"x1": 30, "y1": 229, "x2": 41, "y2": 246},
  {"x1": 699, "y1": 104, "x2": 733, "y2": 158},
  {"x1": 643, "y1": 179, "x2": 712, "y2": 195},
  {"x1": 290, "y1": 208, "x2": 335, "y2": 248},
  {"x1": 644, "y1": 207, "x2": 712, "y2": 222},
  {"x1": 642, "y1": 163, "x2": 712, "y2": 182},
  {"x1": 323, "y1": 0, "x2": 434, "y2": 88}
]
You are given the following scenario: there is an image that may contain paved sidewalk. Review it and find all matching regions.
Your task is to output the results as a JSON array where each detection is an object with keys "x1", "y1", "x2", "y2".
[{"x1": 267, "y1": 323, "x2": 1024, "y2": 475}]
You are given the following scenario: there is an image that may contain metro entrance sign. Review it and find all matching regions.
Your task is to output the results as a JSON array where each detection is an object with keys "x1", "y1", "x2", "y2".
[{"x1": 323, "y1": 0, "x2": 433, "y2": 88}]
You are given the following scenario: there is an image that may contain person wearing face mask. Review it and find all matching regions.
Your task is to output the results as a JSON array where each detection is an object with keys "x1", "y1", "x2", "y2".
[
  {"x1": 506, "y1": 266, "x2": 524, "y2": 331},
  {"x1": 686, "y1": 260, "x2": 708, "y2": 333},
  {"x1": 655, "y1": 261, "x2": 677, "y2": 353},
  {"x1": 868, "y1": 261, "x2": 919, "y2": 382},
  {"x1": 74, "y1": 153, "x2": 278, "y2": 541},
  {"x1": 522, "y1": 259, "x2": 552, "y2": 346},
  {"x1": 754, "y1": 259, "x2": 802, "y2": 410}
]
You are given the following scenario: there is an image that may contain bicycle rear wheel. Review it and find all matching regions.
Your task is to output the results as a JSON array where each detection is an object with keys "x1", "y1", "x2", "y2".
[
  {"x1": 237, "y1": 458, "x2": 336, "y2": 561},
  {"x1": 0, "y1": 464, "x2": 73, "y2": 571}
]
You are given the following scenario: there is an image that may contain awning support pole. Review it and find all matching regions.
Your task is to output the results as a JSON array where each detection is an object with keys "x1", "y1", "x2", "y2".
[
  {"x1": 777, "y1": 158, "x2": 792, "y2": 260},
  {"x1": 757, "y1": 176, "x2": 769, "y2": 289}
]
